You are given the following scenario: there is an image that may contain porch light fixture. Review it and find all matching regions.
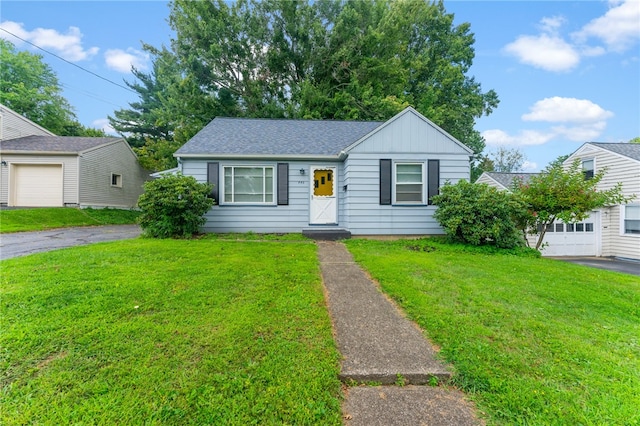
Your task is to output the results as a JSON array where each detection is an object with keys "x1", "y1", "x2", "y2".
[
  {"x1": 0, "y1": 161, "x2": 6, "y2": 166},
  {"x1": 299, "y1": 168, "x2": 305, "y2": 175}
]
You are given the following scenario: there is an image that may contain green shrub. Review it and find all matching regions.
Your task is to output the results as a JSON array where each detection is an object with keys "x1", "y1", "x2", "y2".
[
  {"x1": 431, "y1": 180, "x2": 525, "y2": 249},
  {"x1": 137, "y1": 174, "x2": 214, "y2": 238}
]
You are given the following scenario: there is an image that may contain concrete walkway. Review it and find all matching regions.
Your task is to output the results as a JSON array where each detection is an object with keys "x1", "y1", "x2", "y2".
[
  {"x1": 0, "y1": 225, "x2": 142, "y2": 260},
  {"x1": 317, "y1": 241, "x2": 483, "y2": 425}
]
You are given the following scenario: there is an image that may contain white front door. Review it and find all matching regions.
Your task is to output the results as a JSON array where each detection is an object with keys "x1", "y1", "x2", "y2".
[{"x1": 309, "y1": 166, "x2": 337, "y2": 224}]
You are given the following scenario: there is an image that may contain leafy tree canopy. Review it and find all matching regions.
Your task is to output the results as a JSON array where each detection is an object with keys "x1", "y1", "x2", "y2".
[
  {"x1": 0, "y1": 39, "x2": 105, "y2": 137},
  {"x1": 514, "y1": 160, "x2": 632, "y2": 250},
  {"x1": 112, "y1": 0, "x2": 498, "y2": 164},
  {"x1": 472, "y1": 146, "x2": 527, "y2": 181}
]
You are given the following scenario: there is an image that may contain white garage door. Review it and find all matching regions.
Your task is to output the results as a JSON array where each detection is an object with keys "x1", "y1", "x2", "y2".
[
  {"x1": 538, "y1": 215, "x2": 598, "y2": 257},
  {"x1": 11, "y1": 164, "x2": 63, "y2": 207}
]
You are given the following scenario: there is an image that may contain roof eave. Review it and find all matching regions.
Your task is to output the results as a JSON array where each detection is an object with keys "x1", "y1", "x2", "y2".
[
  {"x1": 0, "y1": 150, "x2": 79, "y2": 156},
  {"x1": 175, "y1": 153, "x2": 343, "y2": 162}
]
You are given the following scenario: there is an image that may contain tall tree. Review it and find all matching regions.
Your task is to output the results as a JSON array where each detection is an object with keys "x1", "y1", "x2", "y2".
[
  {"x1": 0, "y1": 39, "x2": 104, "y2": 136},
  {"x1": 119, "y1": 0, "x2": 498, "y2": 163},
  {"x1": 109, "y1": 45, "x2": 176, "y2": 147},
  {"x1": 109, "y1": 44, "x2": 228, "y2": 147},
  {"x1": 169, "y1": 0, "x2": 498, "y2": 142},
  {"x1": 490, "y1": 147, "x2": 526, "y2": 173}
]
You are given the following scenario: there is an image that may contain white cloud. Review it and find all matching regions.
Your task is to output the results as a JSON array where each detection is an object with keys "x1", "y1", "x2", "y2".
[
  {"x1": 504, "y1": 33, "x2": 580, "y2": 72},
  {"x1": 483, "y1": 129, "x2": 555, "y2": 147},
  {"x1": 505, "y1": 1, "x2": 639, "y2": 72},
  {"x1": 104, "y1": 48, "x2": 149, "y2": 73},
  {"x1": 522, "y1": 97, "x2": 614, "y2": 123},
  {"x1": 484, "y1": 97, "x2": 613, "y2": 147},
  {"x1": 0, "y1": 20, "x2": 98, "y2": 61},
  {"x1": 92, "y1": 118, "x2": 116, "y2": 135},
  {"x1": 551, "y1": 122, "x2": 608, "y2": 142},
  {"x1": 573, "y1": 0, "x2": 640, "y2": 53},
  {"x1": 521, "y1": 161, "x2": 538, "y2": 171},
  {"x1": 539, "y1": 15, "x2": 566, "y2": 34}
]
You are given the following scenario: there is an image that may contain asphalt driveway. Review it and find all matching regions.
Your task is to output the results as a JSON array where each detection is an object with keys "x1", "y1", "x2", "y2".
[
  {"x1": 0, "y1": 225, "x2": 142, "y2": 260},
  {"x1": 552, "y1": 256, "x2": 640, "y2": 276}
]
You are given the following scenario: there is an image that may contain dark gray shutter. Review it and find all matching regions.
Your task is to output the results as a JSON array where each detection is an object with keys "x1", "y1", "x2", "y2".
[
  {"x1": 428, "y1": 160, "x2": 440, "y2": 205},
  {"x1": 380, "y1": 159, "x2": 392, "y2": 205},
  {"x1": 207, "y1": 162, "x2": 219, "y2": 201},
  {"x1": 277, "y1": 163, "x2": 289, "y2": 205}
]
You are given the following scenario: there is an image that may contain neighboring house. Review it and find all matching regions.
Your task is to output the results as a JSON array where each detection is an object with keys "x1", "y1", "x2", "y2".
[
  {"x1": 475, "y1": 171, "x2": 538, "y2": 191},
  {"x1": 0, "y1": 136, "x2": 149, "y2": 208},
  {"x1": 563, "y1": 142, "x2": 639, "y2": 261},
  {"x1": 175, "y1": 107, "x2": 472, "y2": 236},
  {"x1": 0, "y1": 103, "x2": 56, "y2": 140},
  {"x1": 477, "y1": 143, "x2": 640, "y2": 260}
]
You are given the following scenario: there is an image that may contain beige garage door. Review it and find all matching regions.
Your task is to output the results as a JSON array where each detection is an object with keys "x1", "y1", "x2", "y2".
[{"x1": 11, "y1": 164, "x2": 63, "y2": 207}]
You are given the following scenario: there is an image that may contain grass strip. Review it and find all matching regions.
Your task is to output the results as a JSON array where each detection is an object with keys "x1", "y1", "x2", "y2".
[
  {"x1": 344, "y1": 238, "x2": 640, "y2": 426},
  {"x1": 0, "y1": 207, "x2": 140, "y2": 233},
  {"x1": 1, "y1": 239, "x2": 342, "y2": 425}
]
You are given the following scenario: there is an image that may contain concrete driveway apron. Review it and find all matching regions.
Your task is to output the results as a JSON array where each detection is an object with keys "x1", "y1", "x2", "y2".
[{"x1": 0, "y1": 225, "x2": 142, "y2": 260}]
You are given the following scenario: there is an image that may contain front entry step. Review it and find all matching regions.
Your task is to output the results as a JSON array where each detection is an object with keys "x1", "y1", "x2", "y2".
[{"x1": 303, "y1": 228, "x2": 351, "y2": 241}]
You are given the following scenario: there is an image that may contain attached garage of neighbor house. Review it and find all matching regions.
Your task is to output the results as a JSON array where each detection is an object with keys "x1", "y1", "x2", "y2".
[
  {"x1": 537, "y1": 213, "x2": 599, "y2": 257},
  {"x1": 10, "y1": 163, "x2": 63, "y2": 207}
]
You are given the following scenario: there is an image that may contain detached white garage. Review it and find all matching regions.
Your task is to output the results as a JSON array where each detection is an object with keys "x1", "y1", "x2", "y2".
[
  {"x1": 1, "y1": 136, "x2": 149, "y2": 208},
  {"x1": 10, "y1": 163, "x2": 64, "y2": 207}
]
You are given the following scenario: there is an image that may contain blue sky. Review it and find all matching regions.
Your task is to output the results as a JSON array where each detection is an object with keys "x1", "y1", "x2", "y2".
[{"x1": 1, "y1": 0, "x2": 638, "y2": 171}]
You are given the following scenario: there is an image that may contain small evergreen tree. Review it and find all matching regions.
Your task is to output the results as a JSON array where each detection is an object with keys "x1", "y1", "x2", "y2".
[{"x1": 137, "y1": 174, "x2": 214, "y2": 238}]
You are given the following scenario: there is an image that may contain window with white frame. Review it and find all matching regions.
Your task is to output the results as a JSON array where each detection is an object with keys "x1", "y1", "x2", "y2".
[
  {"x1": 223, "y1": 166, "x2": 274, "y2": 204},
  {"x1": 623, "y1": 204, "x2": 640, "y2": 235},
  {"x1": 394, "y1": 162, "x2": 424, "y2": 204},
  {"x1": 582, "y1": 159, "x2": 594, "y2": 180}
]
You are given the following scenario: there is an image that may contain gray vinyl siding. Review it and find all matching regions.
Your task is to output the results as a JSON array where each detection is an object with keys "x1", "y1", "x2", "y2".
[
  {"x1": 178, "y1": 108, "x2": 472, "y2": 235},
  {"x1": 79, "y1": 140, "x2": 148, "y2": 208},
  {"x1": 0, "y1": 105, "x2": 55, "y2": 141},
  {"x1": 0, "y1": 154, "x2": 78, "y2": 205},
  {"x1": 343, "y1": 153, "x2": 469, "y2": 235},
  {"x1": 348, "y1": 111, "x2": 470, "y2": 155},
  {"x1": 184, "y1": 159, "x2": 341, "y2": 233},
  {"x1": 566, "y1": 146, "x2": 640, "y2": 260}
]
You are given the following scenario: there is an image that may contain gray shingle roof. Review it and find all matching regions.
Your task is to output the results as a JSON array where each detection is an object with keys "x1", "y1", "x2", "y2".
[
  {"x1": 175, "y1": 117, "x2": 384, "y2": 157},
  {"x1": 589, "y1": 142, "x2": 640, "y2": 161},
  {"x1": 0, "y1": 136, "x2": 122, "y2": 153},
  {"x1": 484, "y1": 172, "x2": 539, "y2": 189}
]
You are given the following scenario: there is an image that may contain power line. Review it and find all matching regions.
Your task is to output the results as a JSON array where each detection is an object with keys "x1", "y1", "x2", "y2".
[{"x1": 0, "y1": 27, "x2": 137, "y2": 94}]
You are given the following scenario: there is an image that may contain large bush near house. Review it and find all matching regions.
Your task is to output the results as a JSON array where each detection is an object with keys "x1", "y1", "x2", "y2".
[
  {"x1": 432, "y1": 180, "x2": 525, "y2": 249},
  {"x1": 137, "y1": 174, "x2": 214, "y2": 238}
]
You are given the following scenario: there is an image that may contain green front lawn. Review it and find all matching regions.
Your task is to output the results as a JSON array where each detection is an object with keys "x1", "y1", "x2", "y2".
[
  {"x1": 1, "y1": 239, "x2": 342, "y2": 425},
  {"x1": 345, "y1": 238, "x2": 640, "y2": 425},
  {"x1": 0, "y1": 207, "x2": 140, "y2": 233}
]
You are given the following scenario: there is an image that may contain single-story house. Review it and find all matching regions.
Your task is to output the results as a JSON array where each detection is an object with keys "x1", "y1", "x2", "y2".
[
  {"x1": 477, "y1": 142, "x2": 639, "y2": 260},
  {"x1": 0, "y1": 136, "x2": 149, "y2": 208},
  {"x1": 0, "y1": 103, "x2": 56, "y2": 141},
  {"x1": 174, "y1": 107, "x2": 472, "y2": 236}
]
